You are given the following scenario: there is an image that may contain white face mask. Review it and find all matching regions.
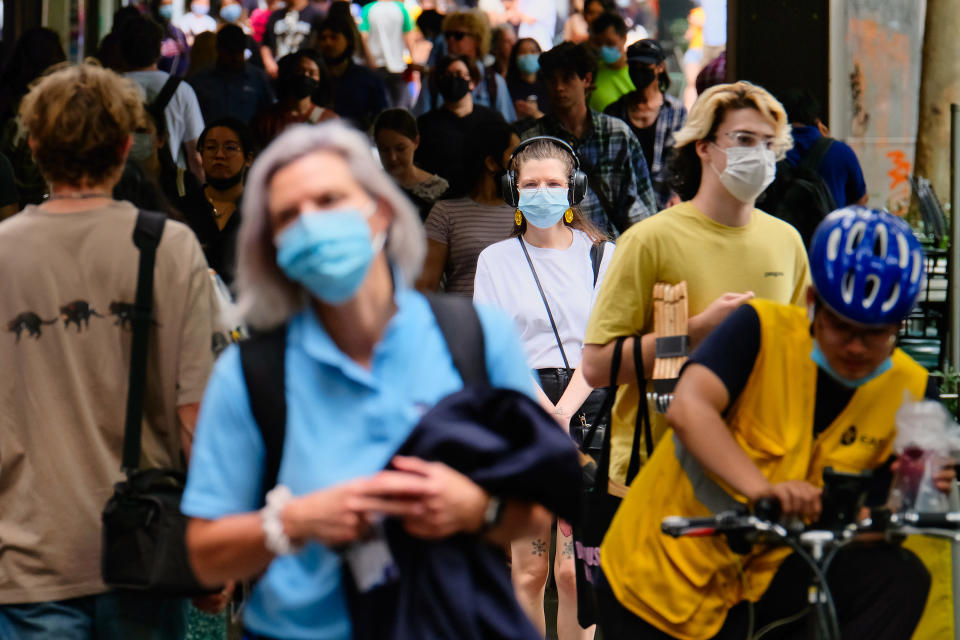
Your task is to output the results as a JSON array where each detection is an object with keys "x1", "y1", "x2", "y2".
[{"x1": 710, "y1": 144, "x2": 777, "y2": 204}]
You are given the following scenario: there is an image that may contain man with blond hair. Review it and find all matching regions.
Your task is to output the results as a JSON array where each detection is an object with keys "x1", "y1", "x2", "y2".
[
  {"x1": 581, "y1": 80, "x2": 810, "y2": 507},
  {"x1": 0, "y1": 64, "x2": 214, "y2": 638}
]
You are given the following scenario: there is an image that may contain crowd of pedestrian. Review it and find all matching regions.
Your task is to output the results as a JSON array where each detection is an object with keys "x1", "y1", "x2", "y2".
[{"x1": 0, "y1": 2, "x2": 939, "y2": 640}]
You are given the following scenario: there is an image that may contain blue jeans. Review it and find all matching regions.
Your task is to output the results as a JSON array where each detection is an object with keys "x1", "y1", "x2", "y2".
[{"x1": 0, "y1": 591, "x2": 188, "y2": 639}]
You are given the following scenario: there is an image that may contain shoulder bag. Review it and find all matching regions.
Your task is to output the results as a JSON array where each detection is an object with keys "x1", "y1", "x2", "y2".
[{"x1": 101, "y1": 210, "x2": 216, "y2": 596}]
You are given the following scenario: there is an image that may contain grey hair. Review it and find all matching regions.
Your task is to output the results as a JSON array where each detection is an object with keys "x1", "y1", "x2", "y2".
[{"x1": 234, "y1": 121, "x2": 426, "y2": 330}]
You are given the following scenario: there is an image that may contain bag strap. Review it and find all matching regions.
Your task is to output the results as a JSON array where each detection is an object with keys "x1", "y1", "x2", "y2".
[
  {"x1": 121, "y1": 210, "x2": 167, "y2": 473},
  {"x1": 518, "y1": 236, "x2": 571, "y2": 369},
  {"x1": 590, "y1": 241, "x2": 605, "y2": 288},
  {"x1": 425, "y1": 293, "x2": 489, "y2": 386},
  {"x1": 800, "y1": 135, "x2": 834, "y2": 173},
  {"x1": 147, "y1": 75, "x2": 182, "y2": 128},
  {"x1": 592, "y1": 336, "x2": 626, "y2": 490},
  {"x1": 625, "y1": 336, "x2": 653, "y2": 484},
  {"x1": 240, "y1": 325, "x2": 287, "y2": 503}
]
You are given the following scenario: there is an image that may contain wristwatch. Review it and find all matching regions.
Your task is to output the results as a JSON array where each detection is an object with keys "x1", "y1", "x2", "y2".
[{"x1": 480, "y1": 495, "x2": 505, "y2": 534}]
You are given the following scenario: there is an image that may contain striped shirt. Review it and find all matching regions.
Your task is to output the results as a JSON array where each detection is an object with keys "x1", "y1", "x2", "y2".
[{"x1": 423, "y1": 198, "x2": 516, "y2": 297}]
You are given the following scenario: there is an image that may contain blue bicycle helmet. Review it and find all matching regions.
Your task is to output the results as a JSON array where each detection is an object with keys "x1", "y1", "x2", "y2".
[{"x1": 809, "y1": 206, "x2": 925, "y2": 325}]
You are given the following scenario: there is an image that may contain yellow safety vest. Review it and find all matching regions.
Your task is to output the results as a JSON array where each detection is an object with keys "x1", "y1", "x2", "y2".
[{"x1": 600, "y1": 299, "x2": 929, "y2": 640}]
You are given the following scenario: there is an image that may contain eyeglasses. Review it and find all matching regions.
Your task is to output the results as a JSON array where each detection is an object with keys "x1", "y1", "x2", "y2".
[
  {"x1": 817, "y1": 306, "x2": 897, "y2": 348},
  {"x1": 202, "y1": 142, "x2": 242, "y2": 155},
  {"x1": 444, "y1": 30, "x2": 470, "y2": 41},
  {"x1": 718, "y1": 130, "x2": 776, "y2": 151}
]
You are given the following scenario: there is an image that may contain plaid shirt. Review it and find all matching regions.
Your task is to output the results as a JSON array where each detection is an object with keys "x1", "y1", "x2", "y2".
[
  {"x1": 605, "y1": 92, "x2": 687, "y2": 209},
  {"x1": 521, "y1": 109, "x2": 657, "y2": 236}
]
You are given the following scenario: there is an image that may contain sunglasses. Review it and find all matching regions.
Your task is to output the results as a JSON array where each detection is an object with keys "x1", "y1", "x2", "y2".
[{"x1": 444, "y1": 30, "x2": 471, "y2": 41}]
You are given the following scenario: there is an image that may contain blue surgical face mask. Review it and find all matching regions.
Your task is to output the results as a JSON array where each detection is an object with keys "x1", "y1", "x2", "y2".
[
  {"x1": 220, "y1": 3, "x2": 242, "y2": 22},
  {"x1": 599, "y1": 45, "x2": 622, "y2": 65},
  {"x1": 518, "y1": 187, "x2": 569, "y2": 229},
  {"x1": 275, "y1": 206, "x2": 385, "y2": 305},
  {"x1": 191, "y1": 3, "x2": 210, "y2": 16},
  {"x1": 810, "y1": 340, "x2": 893, "y2": 389},
  {"x1": 158, "y1": 4, "x2": 175, "y2": 20},
  {"x1": 516, "y1": 53, "x2": 540, "y2": 75}
]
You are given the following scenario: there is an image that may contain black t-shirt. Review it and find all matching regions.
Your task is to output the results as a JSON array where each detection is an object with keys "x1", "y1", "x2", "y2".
[
  {"x1": 634, "y1": 122, "x2": 656, "y2": 174},
  {"x1": 331, "y1": 62, "x2": 389, "y2": 133},
  {"x1": 176, "y1": 186, "x2": 243, "y2": 287},
  {"x1": 415, "y1": 105, "x2": 505, "y2": 196},
  {"x1": 262, "y1": 6, "x2": 324, "y2": 58},
  {"x1": 0, "y1": 151, "x2": 19, "y2": 209},
  {"x1": 688, "y1": 304, "x2": 939, "y2": 504}
]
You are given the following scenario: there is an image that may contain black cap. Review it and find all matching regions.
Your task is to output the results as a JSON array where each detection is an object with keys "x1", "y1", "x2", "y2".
[{"x1": 626, "y1": 39, "x2": 665, "y2": 65}]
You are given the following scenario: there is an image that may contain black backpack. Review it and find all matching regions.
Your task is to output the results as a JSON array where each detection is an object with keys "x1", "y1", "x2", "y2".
[
  {"x1": 759, "y1": 136, "x2": 836, "y2": 249},
  {"x1": 239, "y1": 295, "x2": 489, "y2": 502}
]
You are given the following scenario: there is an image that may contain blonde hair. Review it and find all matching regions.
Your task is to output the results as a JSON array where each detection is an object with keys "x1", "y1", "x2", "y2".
[
  {"x1": 668, "y1": 81, "x2": 793, "y2": 200},
  {"x1": 441, "y1": 10, "x2": 492, "y2": 58},
  {"x1": 235, "y1": 122, "x2": 425, "y2": 330},
  {"x1": 19, "y1": 63, "x2": 144, "y2": 186}
]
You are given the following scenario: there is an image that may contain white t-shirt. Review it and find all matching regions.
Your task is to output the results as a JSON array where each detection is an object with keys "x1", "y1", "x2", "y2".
[
  {"x1": 474, "y1": 229, "x2": 614, "y2": 369},
  {"x1": 702, "y1": 0, "x2": 727, "y2": 47},
  {"x1": 517, "y1": 0, "x2": 557, "y2": 52},
  {"x1": 175, "y1": 12, "x2": 217, "y2": 42},
  {"x1": 126, "y1": 70, "x2": 206, "y2": 168},
  {"x1": 360, "y1": 1, "x2": 413, "y2": 73}
]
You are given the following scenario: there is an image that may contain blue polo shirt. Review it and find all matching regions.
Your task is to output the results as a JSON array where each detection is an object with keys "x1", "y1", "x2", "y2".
[
  {"x1": 181, "y1": 289, "x2": 534, "y2": 640},
  {"x1": 785, "y1": 125, "x2": 867, "y2": 208}
]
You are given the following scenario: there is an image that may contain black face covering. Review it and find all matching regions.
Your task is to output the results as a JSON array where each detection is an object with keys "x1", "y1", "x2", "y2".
[
  {"x1": 288, "y1": 74, "x2": 318, "y2": 100},
  {"x1": 207, "y1": 170, "x2": 244, "y2": 191},
  {"x1": 628, "y1": 65, "x2": 657, "y2": 93},
  {"x1": 438, "y1": 75, "x2": 470, "y2": 103}
]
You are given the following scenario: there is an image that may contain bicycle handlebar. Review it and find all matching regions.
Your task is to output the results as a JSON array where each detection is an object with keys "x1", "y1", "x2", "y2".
[{"x1": 662, "y1": 500, "x2": 960, "y2": 544}]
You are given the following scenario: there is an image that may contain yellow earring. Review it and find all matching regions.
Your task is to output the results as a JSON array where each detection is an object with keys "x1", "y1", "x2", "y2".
[
  {"x1": 515, "y1": 209, "x2": 523, "y2": 226},
  {"x1": 564, "y1": 208, "x2": 574, "y2": 224}
]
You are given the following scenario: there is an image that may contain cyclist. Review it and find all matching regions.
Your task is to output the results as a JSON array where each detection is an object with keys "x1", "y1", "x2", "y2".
[{"x1": 596, "y1": 207, "x2": 953, "y2": 639}]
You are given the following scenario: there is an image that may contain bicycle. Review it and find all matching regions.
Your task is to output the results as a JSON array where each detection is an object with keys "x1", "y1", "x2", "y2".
[{"x1": 661, "y1": 481, "x2": 960, "y2": 640}]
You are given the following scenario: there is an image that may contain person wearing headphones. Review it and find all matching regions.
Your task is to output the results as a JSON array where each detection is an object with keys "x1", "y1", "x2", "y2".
[
  {"x1": 473, "y1": 136, "x2": 614, "y2": 640},
  {"x1": 597, "y1": 207, "x2": 951, "y2": 639}
]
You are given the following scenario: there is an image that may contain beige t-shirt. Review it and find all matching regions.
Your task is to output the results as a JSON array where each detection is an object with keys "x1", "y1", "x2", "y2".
[{"x1": 0, "y1": 201, "x2": 214, "y2": 603}]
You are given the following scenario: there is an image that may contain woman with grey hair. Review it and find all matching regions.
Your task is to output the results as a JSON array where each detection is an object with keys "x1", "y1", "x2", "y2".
[{"x1": 180, "y1": 121, "x2": 550, "y2": 640}]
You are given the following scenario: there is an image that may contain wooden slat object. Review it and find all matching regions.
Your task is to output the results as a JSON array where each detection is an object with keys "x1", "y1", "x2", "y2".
[{"x1": 649, "y1": 281, "x2": 690, "y2": 412}]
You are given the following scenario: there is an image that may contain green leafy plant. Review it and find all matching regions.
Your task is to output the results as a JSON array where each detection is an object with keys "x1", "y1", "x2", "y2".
[{"x1": 933, "y1": 365, "x2": 960, "y2": 417}]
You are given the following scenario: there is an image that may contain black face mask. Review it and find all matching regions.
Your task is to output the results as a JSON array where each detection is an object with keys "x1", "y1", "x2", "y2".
[
  {"x1": 628, "y1": 65, "x2": 657, "y2": 93},
  {"x1": 207, "y1": 170, "x2": 244, "y2": 191},
  {"x1": 287, "y1": 75, "x2": 318, "y2": 100},
  {"x1": 438, "y1": 75, "x2": 470, "y2": 103}
]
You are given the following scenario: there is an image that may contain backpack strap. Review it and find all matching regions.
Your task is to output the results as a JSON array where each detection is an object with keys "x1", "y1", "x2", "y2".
[
  {"x1": 147, "y1": 75, "x2": 183, "y2": 135},
  {"x1": 590, "y1": 241, "x2": 606, "y2": 288},
  {"x1": 800, "y1": 135, "x2": 834, "y2": 173},
  {"x1": 121, "y1": 210, "x2": 167, "y2": 473},
  {"x1": 241, "y1": 295, "x2": 489, "y2": 502},
  {"x1": 239, "y1": 325, "x2": 287, "y2": 504},
  {"x1": 425, "y1": 293, "x2": 489, "y2": 386}
]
